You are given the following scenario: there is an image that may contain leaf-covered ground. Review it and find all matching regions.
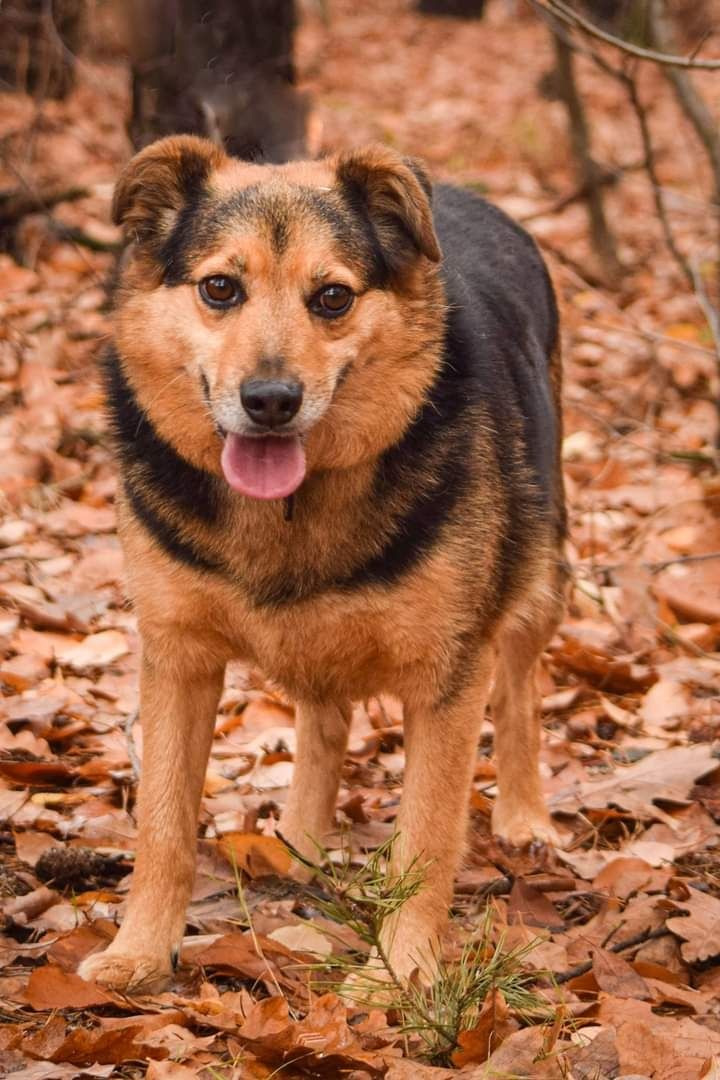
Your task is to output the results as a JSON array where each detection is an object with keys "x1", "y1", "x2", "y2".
[{"x1": 1, "y1": 2, "x2": 720, "y2": 1077}]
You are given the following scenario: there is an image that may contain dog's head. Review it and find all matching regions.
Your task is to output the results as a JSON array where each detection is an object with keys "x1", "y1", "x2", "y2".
[{"x1": 112, "y1": 135, "x2": 444, "y2": 499}]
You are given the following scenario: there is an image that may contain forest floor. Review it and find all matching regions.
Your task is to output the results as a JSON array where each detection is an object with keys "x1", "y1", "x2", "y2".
[{"x1": 1, "y1": 2, "x2": 720, "y2": 1077}]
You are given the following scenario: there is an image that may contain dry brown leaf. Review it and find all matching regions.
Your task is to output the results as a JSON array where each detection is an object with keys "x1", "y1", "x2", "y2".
[
  {"x1": 451, "y1": 988, "x2": 518, "y2": 1067},
  {"x1": 639, "y1": 679, "x2": 694, "y2": 730},
  {"x1": 471, "y1": 1024, "x2": 572, "y2": 1078},
  {"x1": 46, "y1": 923, "x2": 117, "y2": 971},
  {"x1": 655, "y1": 561, "x2": 720, "y2": 624},
  {"x1": 145, "y1": 1064, "x2": 199, "y2": 1080},
  {"x1": 593, "y1": 856, "x2": 654, "y2": 899},
  {"x1": 54, "y1": 631, "x2": 129, "y2": 672},
  {"x1": 20, "y1": 1011, "x2": 190, "y2": 1065},
  {"x1": 599, "y1": 997, "x2": 720, "y2": 1077},
  {"x1": 13, "y1": 831, "x2": 62, "y2": 868},
  {"x1": 2, "y1": 886, "x2": 60, "y2": 923},
  {"x1": 0, "y1": 756, "x2": 78, "y2": 786},
  {"x1": 551, "y1": 743, "x2": 718, "y2": 820},
  {"x1": 238, "y1": 993, "x2": 389, "y2": 1075},
  {"x1": 385, "y1": 1063, "x2": 456, "y2": 1079},
  {"x1": 23, "y1": 964, "x2": 117, "y2": 1010},
  {"x1": 592, "y1": 949, "x2": 651, "y2": 1000},
  {"x1": 665, "y1": 888, "x2": 720, "y2": 964},
  {"x1": 507, "y1": 878, "x2": 564, "y2": 930},
  {"x1": 267, "y1": 922, "x2": 332, "y2": 956},
  {"x1": 550, "y1": 637, "x2": 657, "y2": 692},
  {"x1": 191, "y1": 932, "x2": 271, "y2": 982},
  {"x1": 218, "y1": 833, "x2": 292, "y2": 877}
]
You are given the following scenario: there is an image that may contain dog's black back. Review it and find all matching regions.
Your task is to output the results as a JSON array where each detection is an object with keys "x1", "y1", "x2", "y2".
[{"x1": 433, "y1": 184, "x2": 560, "y2": 520}]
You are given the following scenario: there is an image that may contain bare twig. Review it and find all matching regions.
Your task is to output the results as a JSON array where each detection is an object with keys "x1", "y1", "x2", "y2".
[
  {"x1": 551, "y1": 27, "x2": 623, "y2": 282},
  {"x1": 124, "y1": 710, "x2": 141, "y2": 781},
  {"x1": 49, "y1": 222, "x2": 121, "y2": 253},
  {"x1": 553, "y1": 926, "x2": 671, "y2": 984},
  {"x1": 690, "y1": 258, "x2": 720, "y2": 368},
  {"x1": 621, "y1": 66, "x2": 694, "y2": 288},
  {"x1": 648, "y1": 1, "x2": 720, "y2": 182},
  {"x1": 0, "y1": 184, "x2": 88, "y2": 228},
  {"x1": 519, "y1": 162, "x2": 641, "y2": 223},
  {"x1": 649, "y1": 0, "x2": 720, "y2": 308},
  {"x1": 530, "y1": 0, "x2": 720, "y2": 70},
  {"x1": 581, "y1": 550, "x2": 720, "y2": 579}
]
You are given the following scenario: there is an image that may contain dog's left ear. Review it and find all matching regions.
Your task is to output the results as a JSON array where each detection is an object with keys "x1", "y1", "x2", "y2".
[
  {"x1": 336, "y1": 145, "x2": 441, "y2": 269},
  {"x1": 112, "y1": 135, "x2": 226, "y2": 252}
]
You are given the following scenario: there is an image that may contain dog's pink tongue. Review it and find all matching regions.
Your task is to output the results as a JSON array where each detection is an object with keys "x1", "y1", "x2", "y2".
[{"x1": 221, "y1": 434, "x2": 306, "y2": 500}]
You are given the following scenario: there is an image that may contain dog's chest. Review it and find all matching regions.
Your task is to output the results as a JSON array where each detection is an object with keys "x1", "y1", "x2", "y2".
[{"x1": 232, "y1": 570, "x2": 458, "y2": 703}]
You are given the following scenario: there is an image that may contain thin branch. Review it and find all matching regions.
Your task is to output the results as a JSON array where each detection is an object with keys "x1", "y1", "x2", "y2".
[
  {"x1": 0, "y1": 184, "x2": 88, "y2": 228},
  {"x1": 530, "y1": 0, "x2": 720, "y2": 70},
  {"x1": 582, "y1": 550, "x2": 720, "y2": 578},
  {"x1": 690, "y1": 257, "x2": 720, "y2": 363},
  {"x1": 553, "y1": 927, "x2": 670, "y2": 985},
  {"x1": 519, "y1": 162, "x2": 641, "y2": 223},
  {"x1": 648, "y1": 0, "x2": 720, "y2": 304},
  {"x1": 647, "y1": 0, "x2": 720, "y2": 177},
  {"x1": 621, "y1": 66, "x2": 694, "y2": 288},
  {"x1": 124, "y1": 710, "x2": 141, "y2": 781},
  {"x1": 49, "y1": 222, "x2": 121, "y2": 253}
]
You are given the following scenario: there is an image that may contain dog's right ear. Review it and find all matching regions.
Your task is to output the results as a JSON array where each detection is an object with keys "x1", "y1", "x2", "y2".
[{"x1": 112, "y1": 135, "x2": 225, "y2": 250}]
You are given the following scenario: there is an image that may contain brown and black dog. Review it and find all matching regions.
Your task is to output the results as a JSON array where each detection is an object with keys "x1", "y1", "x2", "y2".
[{"x1": 78, "y1": 135, "x2": 565, "y2": 993}]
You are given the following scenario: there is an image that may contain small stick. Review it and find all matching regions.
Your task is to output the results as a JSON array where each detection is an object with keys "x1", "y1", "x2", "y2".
[
  {"x1": 124, "y1": 710, "x2": 141, "y2": 781},
  {"x1": 553, "y1": 926, "x2": 670, "y2": 984}
]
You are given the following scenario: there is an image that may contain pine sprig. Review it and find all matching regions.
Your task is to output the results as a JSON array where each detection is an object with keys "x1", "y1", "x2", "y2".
[{"x1": 279, "y1": 833, "x2": 551, "y2": 1064}]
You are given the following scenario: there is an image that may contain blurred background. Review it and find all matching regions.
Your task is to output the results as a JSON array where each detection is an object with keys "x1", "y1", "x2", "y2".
[{"x1": 1, "y1": 5, "x2": 720, "y2": 1072}]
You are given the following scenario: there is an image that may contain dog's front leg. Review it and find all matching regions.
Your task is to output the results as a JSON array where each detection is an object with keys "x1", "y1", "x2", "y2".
[
  {"x1": 79, "y1": 642, "x2": 225, "y2": 992},
  {"x1": 278, "y1": 700, "x2": 352, "y2": 872},
  {"x1": 379, "y1": 651, "x2": 494, "y2": 984}
]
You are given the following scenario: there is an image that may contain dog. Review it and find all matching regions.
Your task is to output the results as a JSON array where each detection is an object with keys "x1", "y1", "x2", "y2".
[{"x1": 78, "y1": 135, "x2": 565, "y2": 993}]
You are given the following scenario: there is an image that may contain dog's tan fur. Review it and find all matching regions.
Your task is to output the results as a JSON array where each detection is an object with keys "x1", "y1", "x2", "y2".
[{"x1": 79, "y1": 136, "x2": 565, "y2": 993}]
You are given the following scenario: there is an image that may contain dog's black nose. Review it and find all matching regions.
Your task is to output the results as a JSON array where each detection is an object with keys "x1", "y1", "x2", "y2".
[{"x1": 240, "y1": 379, "x2": 303, "y2": 428}]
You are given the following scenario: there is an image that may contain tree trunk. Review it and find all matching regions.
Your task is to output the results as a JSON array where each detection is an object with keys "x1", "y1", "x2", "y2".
[
  {"x1": 417, "y1": 0, "x2": 485, "y2": 15},
  {"x1": 127, "y1": 0, "x2": 307, "y2": 162},
  {"x1": 0, "y1": 0, "x2": 86, "y2": 99}
]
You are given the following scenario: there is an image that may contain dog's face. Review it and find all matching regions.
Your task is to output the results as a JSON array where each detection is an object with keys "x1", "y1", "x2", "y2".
[{"x1": 113, "y1": 136, "x2": 443, "y2": 498}]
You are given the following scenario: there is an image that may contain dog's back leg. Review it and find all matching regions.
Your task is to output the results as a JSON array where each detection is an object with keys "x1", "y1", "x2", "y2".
[
  {"x1": 279, "y1": 700, "x2": 352, "y2": 876},
  {"x1": 490, "y1": 571, "x2": 564, "y2": 848}
]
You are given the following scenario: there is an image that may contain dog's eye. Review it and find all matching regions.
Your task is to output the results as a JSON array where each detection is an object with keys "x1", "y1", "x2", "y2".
[
  {"x1": 310, "y1": 284, "x2": 354, "y2": 319},
  {"x1": 199, "y1": 276, "x2": 243, "y2": 309}
]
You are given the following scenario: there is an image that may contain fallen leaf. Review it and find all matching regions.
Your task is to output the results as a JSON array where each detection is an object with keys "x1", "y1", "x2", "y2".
[
  {"x1": 238, "y1": 993, "x2": 389, "y2": 1075},
  {"x1": 23, "y1": 965, "x2": 117, "y2": 1010},
  {"x1": 54, "y1": 631, "x2": 129, "y2": 672},
  {"x1": 551, "y1": 743, "x2": 718, "y2": 820},
  {"x1": 593, "y1": 857, "x2": 654, "y2": 898},
  {"x1": 507, "y1": 878, "x2": 564, "y2": 930},
  {"x1": 268, "y1": 922, "x2": 333, "y2": 956},
  {"x1": 451, "y1": 989, "x2": 518, "y2": 1066},
  {"x1": 592, "y1": 949, "x2": 651, "y2": 999},
  {"x1": 218, "y1": 833, "x2": 292, "y2": 877},
  {"x1": 665, "y1": 887, "x2": 720, "y2": 964}
]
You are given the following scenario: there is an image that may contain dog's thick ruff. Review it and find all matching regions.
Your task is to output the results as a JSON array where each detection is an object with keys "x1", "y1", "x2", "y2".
[{"x1": 79, "y1": 138, "x2": 565, "y2": 993}]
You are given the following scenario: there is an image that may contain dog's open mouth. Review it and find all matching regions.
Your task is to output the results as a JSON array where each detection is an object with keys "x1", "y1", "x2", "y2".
[{"x1": 220, "y1": 433, "x2": 306, "y2": 500}]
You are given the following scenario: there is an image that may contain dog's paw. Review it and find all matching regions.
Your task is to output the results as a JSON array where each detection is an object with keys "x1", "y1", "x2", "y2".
[
  {"x1": 78, "y1": 949, "x2": 172, "y2": 994},
  {"x1": 491, "y1": 804, "x2": 559, "y2": 850},
  {"x1": 340, "y1": 953, "x2": 398, "y2": 1006},
  {"x1": 341, "y1": 948, "x2": 433, "y2": 1007}
]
